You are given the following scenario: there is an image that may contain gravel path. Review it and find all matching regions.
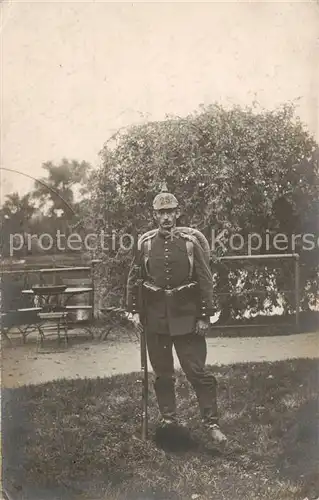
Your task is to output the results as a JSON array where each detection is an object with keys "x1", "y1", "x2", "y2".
[{"x1": 2, "y1": 331, "x2": 318, "y2": 388}]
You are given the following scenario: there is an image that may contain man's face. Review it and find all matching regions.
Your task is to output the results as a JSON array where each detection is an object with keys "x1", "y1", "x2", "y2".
[{"x1": 153, "y1": 208, "x2": 180, "y2": 230}]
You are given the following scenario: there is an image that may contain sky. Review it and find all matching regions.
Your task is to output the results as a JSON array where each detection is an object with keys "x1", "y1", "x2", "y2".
[{"x1": 1, "y1": 0, "x2": 318, "y2": 200}]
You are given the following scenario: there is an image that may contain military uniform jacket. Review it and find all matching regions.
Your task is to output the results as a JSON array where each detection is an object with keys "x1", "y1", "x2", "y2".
[{"x1": 126, "y1": 228, "x2": 215, "y2": 336}]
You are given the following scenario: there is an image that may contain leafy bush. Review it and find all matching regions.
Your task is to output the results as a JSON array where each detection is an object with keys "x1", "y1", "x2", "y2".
[{"x1": 86, "y1": 103, "x2": 318, "y2": 321}]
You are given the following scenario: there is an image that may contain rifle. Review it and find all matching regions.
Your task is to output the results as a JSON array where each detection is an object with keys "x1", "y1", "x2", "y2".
[{"x1": 133, "y1": 233, "x2": 149, "y2": 440}]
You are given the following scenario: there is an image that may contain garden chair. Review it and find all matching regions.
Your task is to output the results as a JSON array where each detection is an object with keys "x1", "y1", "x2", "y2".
[{"x1": 1, "y1": 279, "x2": 42, "y2": 344}]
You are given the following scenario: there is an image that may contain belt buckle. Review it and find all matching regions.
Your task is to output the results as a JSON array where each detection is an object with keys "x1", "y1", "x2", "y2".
[{"x1": 165, "y1": 288, "x2": 174, "y2": 296}]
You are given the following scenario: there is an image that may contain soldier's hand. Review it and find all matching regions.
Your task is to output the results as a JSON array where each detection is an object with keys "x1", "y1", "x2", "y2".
[
  {"x1": 131, "y1": 313, "x2": 143, "y2": 333},
  {"x1": 195, "y1": 319, "x2": 210, "y2": 336}
]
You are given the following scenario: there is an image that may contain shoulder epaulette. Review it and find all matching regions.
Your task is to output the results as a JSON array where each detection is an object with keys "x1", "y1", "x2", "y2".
[
  {"x1": 177, "y1": 230, "x2": 198, "y2": 245},
  {"x1": 174, "y1": 230, "x2": 196, "y2": 279},
  {"x1": 175, "y1": 227, "x2": 211, "y2": 265}
]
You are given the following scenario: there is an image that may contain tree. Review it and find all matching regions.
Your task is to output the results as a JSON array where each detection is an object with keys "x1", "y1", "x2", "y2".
[
  {"x1": 29, "y1": 158, "x2": 93, "y2": 251},
  {"x1": 31, "y1": 158, "x2": 92, "y2": 218},
  {"x1": 0, "y1": 159, "x2": 93, "y2": 258},
  {"x1": 87, "y1": 103, "x2": 319, "y2": 319},
  {"x1": 0, "y1": 192, "x2": 36, "y2": 257}
]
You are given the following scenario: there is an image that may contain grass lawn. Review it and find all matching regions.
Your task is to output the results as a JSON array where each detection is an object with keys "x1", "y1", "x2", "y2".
[{"x1": 2, "y1": 358, "x2": 319, "y2": 500}]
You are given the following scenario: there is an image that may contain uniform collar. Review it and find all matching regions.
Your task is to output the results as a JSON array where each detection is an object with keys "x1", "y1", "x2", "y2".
[{"x1": 158, "y1": 227, "x2": 178, "y2": 239}]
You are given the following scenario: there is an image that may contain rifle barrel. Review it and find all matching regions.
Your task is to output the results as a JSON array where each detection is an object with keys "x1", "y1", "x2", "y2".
[{"x1": 140, "y1": 329, "x2": 148, "y2": 440}]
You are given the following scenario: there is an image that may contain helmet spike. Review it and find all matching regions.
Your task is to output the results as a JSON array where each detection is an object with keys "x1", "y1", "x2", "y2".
[{"x1": 160, "y1": 181, "x2": 168, "y2": 193}]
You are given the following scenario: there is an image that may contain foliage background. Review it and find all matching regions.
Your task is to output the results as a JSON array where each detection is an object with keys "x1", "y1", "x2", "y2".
[{"x1": 86, "y1": 103, "x2": 318, "y2": 321}]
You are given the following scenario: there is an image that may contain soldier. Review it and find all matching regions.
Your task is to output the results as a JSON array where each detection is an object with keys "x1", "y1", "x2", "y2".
[{"x1": 126, "y1": 184, "x2": 227, "y2": 445}]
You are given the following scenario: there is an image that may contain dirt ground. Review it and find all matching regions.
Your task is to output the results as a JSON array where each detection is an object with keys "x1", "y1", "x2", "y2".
[{"x1": 2, "y1": 329, "x2": 318, "y2": 389}]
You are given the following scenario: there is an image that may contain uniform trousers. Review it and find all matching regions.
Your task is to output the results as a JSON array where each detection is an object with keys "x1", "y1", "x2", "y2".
[{"x1": 146, "y1": 330, "x2": 219, "y2": 424}]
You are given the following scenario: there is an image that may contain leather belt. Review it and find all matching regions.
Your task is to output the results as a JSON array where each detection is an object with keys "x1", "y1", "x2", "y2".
[{"x1": 143, "y1": 281, "x2": 197, "y2": 295}]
